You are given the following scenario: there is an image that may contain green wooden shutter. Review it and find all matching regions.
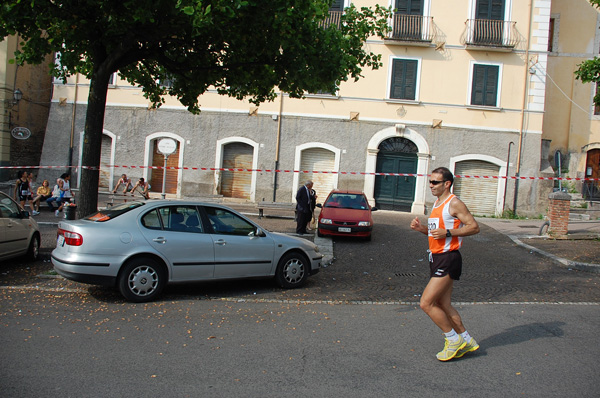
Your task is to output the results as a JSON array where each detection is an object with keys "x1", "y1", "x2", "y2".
[
  {"x1": 476, "y1": 0, "x2": 505, "y2": 20},
  {"x1": 330, "y1": 0, "x2": 344, "y2": 11},
  {"x1": 396, "y1": 0, "x2": 424, "y2": 15},
  {"x1": 391, "y1": 59, "x2": 418, "y2": 100},
  {"x1": 471, "y1": 64, "x2": 499, "y2": 106}
]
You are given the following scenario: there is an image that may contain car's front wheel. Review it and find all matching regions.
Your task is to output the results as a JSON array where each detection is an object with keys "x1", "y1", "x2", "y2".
[
  {"x1": 275, "y1": 252, "x2": 309, "y2": 289},
  {"x1": 118, "y1": 257, "x2": 166, "y2": 302}
]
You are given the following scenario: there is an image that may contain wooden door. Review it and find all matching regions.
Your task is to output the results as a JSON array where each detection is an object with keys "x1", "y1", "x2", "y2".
[
  {"x1": 584, "y1": 149, "x2": 600, "y2": 200},
  {"x1": 150, "y1": 140, "x2": 179, "y2": 194}
]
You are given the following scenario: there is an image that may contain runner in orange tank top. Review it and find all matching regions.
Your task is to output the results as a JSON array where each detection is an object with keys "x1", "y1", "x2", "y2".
[{"x1": 410, "y1": 167, "x2": 480, "y2": 361}]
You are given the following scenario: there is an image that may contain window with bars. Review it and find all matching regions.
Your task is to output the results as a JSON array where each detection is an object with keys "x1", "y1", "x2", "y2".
[
  {"x1": 392, "y1": 0, "x2": 424, "y2": 40},
  {"x1": 473, "y1": 0, "x2": 506, "y2": 45}
]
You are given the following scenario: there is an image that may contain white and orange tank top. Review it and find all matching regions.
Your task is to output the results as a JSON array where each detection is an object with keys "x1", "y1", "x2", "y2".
[{"x1": 428, "y1": 194, "x2": 463, "y2": 254}]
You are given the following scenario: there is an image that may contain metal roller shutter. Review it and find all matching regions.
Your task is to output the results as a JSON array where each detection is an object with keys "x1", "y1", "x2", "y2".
[
  {"x1": 99, "y1": 135, "x2": 112, "y2": 189},
  {"x1": 300, "y1": 148, "x2": 335, "y2": 198},
  {"x1": 453, "y1": 160, "x2": 499, "y2": 216},
  {"x1": 221, "y1": 143, "x2": 253, "y2": 199}
]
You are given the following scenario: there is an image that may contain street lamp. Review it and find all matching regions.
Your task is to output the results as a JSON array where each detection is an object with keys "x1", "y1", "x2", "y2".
[
  {"x1": 5, "y1": 88, "x2": 23, "y2": 107},
  {"x1": 13, "y1": 88, "x2": 23, "y2": 104}
]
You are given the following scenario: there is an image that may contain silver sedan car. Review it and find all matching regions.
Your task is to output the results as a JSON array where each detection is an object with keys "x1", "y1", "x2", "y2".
[
  {"x1": 0, "y1": 191, "x2": 40, "y2": 262},
  {"x1": 52, "y1": 200, "x2": 323, "y2": 302}
]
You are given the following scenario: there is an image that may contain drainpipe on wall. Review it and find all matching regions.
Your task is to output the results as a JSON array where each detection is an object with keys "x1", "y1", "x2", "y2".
[
  {"x1": 68, "y1": 74, "x2": 79, "y2": 186},
  {"x1": 272, "y1": 91, "x2": 284, "y2": 202},
  {"x1": 503, "y1": 141, "x2": 514, "y2": 213},
  {"x1": 513, "y1": 0, "x2": 534, "y2": 215}
]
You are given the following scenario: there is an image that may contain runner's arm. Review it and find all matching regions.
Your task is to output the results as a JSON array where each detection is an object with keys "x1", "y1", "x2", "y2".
[
  {"x1": 410, "y1": 217, "x2": 428, "y2": 235},
  {"x1": 448, "y1": 198, "x2": 480, "y2": 237}
]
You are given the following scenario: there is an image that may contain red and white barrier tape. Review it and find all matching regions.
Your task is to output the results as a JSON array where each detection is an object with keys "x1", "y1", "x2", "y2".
[{"x1": 2, "y1": 165, "x2": 599, "y2": 181}]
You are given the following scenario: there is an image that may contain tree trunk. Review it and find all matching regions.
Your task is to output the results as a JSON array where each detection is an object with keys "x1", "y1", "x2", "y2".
[{"x1": 76, "y1": 72, "x2": 110, "y2": 218}]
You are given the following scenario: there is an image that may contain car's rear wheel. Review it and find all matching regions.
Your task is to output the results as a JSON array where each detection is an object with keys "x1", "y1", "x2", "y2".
[
  {"x1": 118, "y1": 257, "x2": 166, "y2": 302},
  {"x1": 275, "y1": 252, "x2": 309, "y2": 289},
  {"x1": 26, "y1": 234, "x2": 40, "y2": 261}
]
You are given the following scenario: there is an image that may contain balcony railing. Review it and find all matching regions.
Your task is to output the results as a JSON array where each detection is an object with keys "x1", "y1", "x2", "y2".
[
  {"x1": 386, "y1": 14, "x2": 434, "y2": 43},
  {"x1": 462, "y1": 19, "x2": 519, "y2": 49},
  {"x1": 319, "y1": 11, "x2": 342, "y2": 29}
]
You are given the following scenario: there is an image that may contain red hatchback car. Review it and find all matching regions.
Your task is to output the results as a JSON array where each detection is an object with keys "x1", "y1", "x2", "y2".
[{"x1": 316, "y1": 190, "x2": 377, "y2": 241}]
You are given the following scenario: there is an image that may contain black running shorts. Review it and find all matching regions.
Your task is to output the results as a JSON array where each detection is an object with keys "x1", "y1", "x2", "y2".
[{"x1": 429, "y1": 250, "x2": 462, "y2": 280}]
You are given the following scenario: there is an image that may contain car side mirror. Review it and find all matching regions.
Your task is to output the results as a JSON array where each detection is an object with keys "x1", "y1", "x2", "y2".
[
  {"x1": 21, "y1": 210, "x2": 31, "y2": 218},
  {"x1": 255, "y1": 227, "x2": 267, "y2": 237},
  {"x1": 371, "y1": 207, "x2": 378, "y2": 212},
  {"x1": 316, "y1": 203, "x2": 322, "y2": 208}
]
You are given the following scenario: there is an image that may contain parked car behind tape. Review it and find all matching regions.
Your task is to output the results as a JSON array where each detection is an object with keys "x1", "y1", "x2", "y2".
[
  {"x1": 52, "y1": 200, "x2": 323, "y2": 302},
  {"x1": 316, "y1": 190, "x2": 377, "y2": 241}
]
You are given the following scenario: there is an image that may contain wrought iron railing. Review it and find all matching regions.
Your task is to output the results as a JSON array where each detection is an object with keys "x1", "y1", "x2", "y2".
[
  {"x1": 319, "y1": 11, "x2": 343, "y2": 29},
  {"x1": 583, "y1": 181, "x2": 600, "y2": 201},
  {"x1": 462, "y1": 19, "x2": 518, "y2": 48},
  {"x1": 387, "y1": 14, "x2": 434, "y2": 42}
]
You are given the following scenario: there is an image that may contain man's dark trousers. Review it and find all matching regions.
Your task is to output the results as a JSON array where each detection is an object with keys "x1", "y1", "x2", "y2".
[
  {"x1": 295, "y1": 185, "x2": 311, "y2": 234},
  {"x1": 296, "y1": 210, "x2": 312, "y2": 234}
]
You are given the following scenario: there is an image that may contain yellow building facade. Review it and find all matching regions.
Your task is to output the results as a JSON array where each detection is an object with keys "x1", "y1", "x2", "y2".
[
  {"x1": 1, "y1": 35, "x2": 53, "y2": 182},
  {"x1": 39, "y1": 0, "x2": 566, "y2": 215},
  {"x1": 543, "y1": 0, "x2": 600, "y2": 199}
]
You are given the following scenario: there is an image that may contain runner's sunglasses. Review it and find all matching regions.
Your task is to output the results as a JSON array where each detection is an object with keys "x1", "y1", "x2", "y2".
[{"x1": 429, "y1": 180, "x2": 447, "y2": 185}]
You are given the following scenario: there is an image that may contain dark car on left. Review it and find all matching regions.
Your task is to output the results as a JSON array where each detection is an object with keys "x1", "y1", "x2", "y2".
[{"x1": 0, "y1": 191, "x2": 40, "y2": 262}]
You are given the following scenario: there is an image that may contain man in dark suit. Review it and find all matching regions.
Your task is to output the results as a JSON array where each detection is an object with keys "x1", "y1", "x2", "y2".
[{"x1": 295, "y1": 180, "x2": 314, "y2": 234}]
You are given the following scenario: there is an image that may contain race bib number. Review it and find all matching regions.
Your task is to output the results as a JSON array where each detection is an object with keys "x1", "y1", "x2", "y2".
[{"x1": 427, "y1": 217, "x2": 440, "y2": 236}]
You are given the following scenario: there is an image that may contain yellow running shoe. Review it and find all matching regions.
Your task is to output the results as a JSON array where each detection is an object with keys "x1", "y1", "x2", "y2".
[
  {"x1": 436, "y1": 336, "x2": 466, "y2": 361},
  {"x1": 454, "y1": 337, "x2": 479, "y2": 359}
]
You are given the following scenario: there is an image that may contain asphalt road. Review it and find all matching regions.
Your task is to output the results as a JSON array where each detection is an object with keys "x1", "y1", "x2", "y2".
[
  {"x1": 1, "y1": 211, "x2": 599, "y2": 397},
  {"x1": 9, "y1": 211, "x2": 600, "y2": 303},
  {"x1": 1, "y1": 291, "x2": 598, "y2": 397}
]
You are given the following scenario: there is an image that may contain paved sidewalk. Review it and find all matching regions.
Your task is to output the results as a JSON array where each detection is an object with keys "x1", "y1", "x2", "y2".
[{"x1": 477, "y1": 217, "x2": 600, "y2": 272}]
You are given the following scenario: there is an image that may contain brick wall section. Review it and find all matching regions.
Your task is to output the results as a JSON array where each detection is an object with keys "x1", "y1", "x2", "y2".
[{"x1": 548, "y1": 191, "x2": 571, "y2": 237}]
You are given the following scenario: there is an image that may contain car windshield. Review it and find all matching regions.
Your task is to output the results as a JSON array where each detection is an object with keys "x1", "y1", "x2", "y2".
[
  {"x1": 85, "y1": 202, "x2": 145, "y2": 222},
  {"x1": 0, "y1": 194, "x2": 21, "y2": 218},
  {"x1": 324, "y1": 194, "x2": 368, "y2": 210}
]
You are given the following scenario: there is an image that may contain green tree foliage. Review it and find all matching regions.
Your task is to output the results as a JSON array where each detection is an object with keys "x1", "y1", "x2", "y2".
[
  {"x1": 575, "y1": 0, "x2": 600, "y2": 104},
  {"x1": 0, "y1": 0, "x2": 391, "y2": 216}
]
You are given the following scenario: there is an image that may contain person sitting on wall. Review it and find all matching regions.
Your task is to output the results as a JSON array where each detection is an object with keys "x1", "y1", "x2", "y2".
[
  {"x1": 55, "y1": 173, "x2": 74, "y2": 217},
  {"x1": 33, "y1": 179, "x2": 52, "y2": 213},
  {"x1": 130, "y1": 177, "x2": 151, "y2": 200},
  {"x1": 112, "y1": 174, "x2": 132, "y2": 194},
  {"x1": 46, "y1": 178, "x2": 63, "y2": 212}
]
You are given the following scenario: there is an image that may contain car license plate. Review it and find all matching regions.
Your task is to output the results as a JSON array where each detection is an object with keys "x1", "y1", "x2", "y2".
[
  {"x1": 338, "y1": 227, "x2": 351, "y2": 233},
  {"x1": 57, "y1": 235, "x2": 65, "y2": 247}
]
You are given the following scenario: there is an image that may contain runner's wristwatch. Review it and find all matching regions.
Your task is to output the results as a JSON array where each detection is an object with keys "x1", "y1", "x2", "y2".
[{"x1": 446, "y1": 229, "x2": 452, "y2": 237}]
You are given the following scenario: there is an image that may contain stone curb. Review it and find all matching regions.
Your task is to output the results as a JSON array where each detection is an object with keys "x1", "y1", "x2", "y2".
[{"x1": 509, "y1": 235, "x2": 600, "y2": 273}]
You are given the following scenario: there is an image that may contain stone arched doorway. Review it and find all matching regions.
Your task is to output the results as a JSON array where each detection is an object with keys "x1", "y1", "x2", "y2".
[{"x1": 374, "y1": 137, "x2": 418, "y2": 212}]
